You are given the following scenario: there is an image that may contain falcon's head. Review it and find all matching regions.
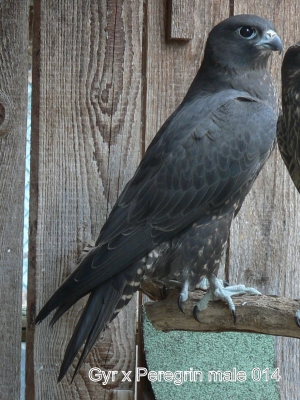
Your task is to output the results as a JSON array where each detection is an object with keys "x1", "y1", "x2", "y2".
[
  {"x1": 203, "y1": 14, "x2": 283, "y2": 72},
  {"x1": 281, "y1": 42, "x2": 300, "y2": 98}
]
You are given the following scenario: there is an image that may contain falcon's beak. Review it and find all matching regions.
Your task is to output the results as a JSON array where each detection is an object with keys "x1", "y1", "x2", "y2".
[{"x1": 256, "y1": 29, "x2": 283, "y2": 54}]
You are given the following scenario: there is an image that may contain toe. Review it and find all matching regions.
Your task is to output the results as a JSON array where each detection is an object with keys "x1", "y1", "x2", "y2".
[
  {"x1": 295, "y1": 309, "x2": 300, "y2": 327},
  {"x1": 177, "y1": 281, "x2": 189, "y2": 312}
]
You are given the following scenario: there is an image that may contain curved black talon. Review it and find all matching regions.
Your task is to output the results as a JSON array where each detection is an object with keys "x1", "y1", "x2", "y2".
[
  {"x1": 232, "y1": 309, "x2": 237, "y2": 324},
  {"x1": 295, "y1": 315, "x2": 300, "y2": 328},
  {"x1": 178, "y1": 294, "x2": 185, "y2": 313},
  {"x1": 223, "y1": 280, "x2": 230, "y2": 287},
  {"x1": 162, "y1": 285, "x2": 168, "y2": 299},
  {"x1": 193, "y1": 305, "x2": 201, "y2": 323}
]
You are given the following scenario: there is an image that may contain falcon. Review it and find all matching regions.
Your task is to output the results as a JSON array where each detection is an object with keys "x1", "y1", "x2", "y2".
[
  {"x1": 277, "y1": 42, "x2": 300, "y2": 192},
  {"x1": 36, "y1": 14, "x2": 282, "y2": 381},
  {"x1": 277, "y1": 42, "x2": 300, "y2": 326}
]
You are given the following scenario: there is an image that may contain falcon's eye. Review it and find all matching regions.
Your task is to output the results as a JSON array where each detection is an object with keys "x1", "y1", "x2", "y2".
[{"x1": 237, "y1": 26, "x2": 257, "y2": 39}]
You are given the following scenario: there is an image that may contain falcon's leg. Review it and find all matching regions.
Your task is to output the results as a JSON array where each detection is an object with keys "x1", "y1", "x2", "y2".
[
  {"x1": 178, "y1": 277, "x2": 229, "y2": 313},
  {"x1": 193, "y1": 275, "x2": 261, "y2": 323},
  {"x1": 196, "y1": 277, "x2": 229, "y2": 290},
  {"x1": 178, "y1": 281, "x2": 189, "y2": 313}
]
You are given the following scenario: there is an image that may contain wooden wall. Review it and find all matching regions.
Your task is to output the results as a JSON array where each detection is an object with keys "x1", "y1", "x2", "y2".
[
  {"x1": 230, "y1": 2, "x2": 300, "y2": 399},
  {"x1": 1, "y1": 0, "x2": 300, "y2": 399},
  {"x1": 26, "y1": 0, "x2": 144, "y2": 398},
  {"x1": 0, "y1": 1, "x2": 29, "y2": 399}
]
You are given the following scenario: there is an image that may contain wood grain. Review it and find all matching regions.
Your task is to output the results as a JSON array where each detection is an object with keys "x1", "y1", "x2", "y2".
[
  {"x1": 145, "y1": 290, "x2": 300, "y2": 338},
  {"x1": 0, "y1": 1, "x2": 28, "y2": 399},
  {"x1": 167, "y1": 0, "x2": 196, "y2": 40},
  {"x1": 26, "y1": 1, "x2": 300, "y2": 399},
  {"x1": 0, "y1": 90, "x2": 14, "y2": 138},
  {"x1": 27, "y1": 0, "x2": 143, "y2": 398},
  {"x1": 230, "y1": 1, "x2": 300, "y2": 399}
]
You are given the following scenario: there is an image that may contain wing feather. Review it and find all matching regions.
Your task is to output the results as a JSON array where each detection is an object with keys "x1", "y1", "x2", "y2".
[{"x1": 37, "y1": 91, "x2": 277, "y2": 320}]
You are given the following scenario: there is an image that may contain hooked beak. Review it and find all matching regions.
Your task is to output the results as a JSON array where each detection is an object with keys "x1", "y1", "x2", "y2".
[{"x1": 256, "y1": 29, "x2": 283, "y2": 54}]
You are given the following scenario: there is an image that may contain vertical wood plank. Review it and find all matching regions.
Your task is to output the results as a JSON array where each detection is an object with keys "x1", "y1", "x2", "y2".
[
  {"x1": 167, "y1": 0, "x2": 196, "y2": 40},
  {"x1": 229, "y1": 1, "x2": 300, "y2": 399},
  {"x1": 0, "y1": 1, "x2": 28, "y2": 399},
  {"x1": 27, "y1": 0, "x2": 143, "y2": 398}
]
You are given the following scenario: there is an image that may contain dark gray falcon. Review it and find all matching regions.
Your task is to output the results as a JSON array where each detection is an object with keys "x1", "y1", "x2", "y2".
[
  {"x1": 277, "y1": 42, "x2": 300, "y2": 326},
  {"x1": 36, "y1": 14, "x2": 282, "y2": 381},
  {"x1": 277, "y1": 42, "x2": 300, "y2": 192}
]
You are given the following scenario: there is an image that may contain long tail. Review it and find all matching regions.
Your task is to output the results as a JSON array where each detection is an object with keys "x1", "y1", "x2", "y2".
[{"x1": 38, "y1": 260, "x2": 143, "y2": 382}]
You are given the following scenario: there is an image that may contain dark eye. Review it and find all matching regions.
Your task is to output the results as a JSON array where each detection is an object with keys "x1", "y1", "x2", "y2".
[{"x1": 237, "y1": 26, "x2": 257, "y2": 39}]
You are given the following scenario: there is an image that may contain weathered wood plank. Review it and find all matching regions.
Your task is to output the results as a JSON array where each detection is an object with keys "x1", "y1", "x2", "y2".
[
  {"x1": 167, "y1": 0, "x2": 196, "y2": 40},
  {"x1": 0, "y1": 1, "x2": 28, "y2": 399},
  {"x1": 27, "y1": 0, "x2": 143, "y2": 398},
  {"x1": 145, "y1": 290, "x2": 300, "y2": 338},
  {"x1": 230, "y1": 1, "x2": 300, "y2": 399}
]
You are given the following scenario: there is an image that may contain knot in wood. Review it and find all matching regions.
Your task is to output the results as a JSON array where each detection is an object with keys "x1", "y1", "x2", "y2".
[
  {"x1": 0, "y1": 91, "x2": 13, "y2": 138},
  {"x1": 0, "y1": 103, "x2": 5, "y2": 126}
]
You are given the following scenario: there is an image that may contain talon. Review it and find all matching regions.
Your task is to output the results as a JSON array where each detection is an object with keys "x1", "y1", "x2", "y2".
[
  {"x1": 178, "y1": 294, "x2": 185, "y2": 313},
  {"x1": 193, "y1": 305, "x2": 201, "y2": 323},
  {"x1": 223, "y1": 280, "x2": 229, "y2": 287},
  {"x1": 162, "y1": 285, "x2": 168, "y2": 299},
  {"x1": 193, "y1": 275, "x2": 260, "y2": 321},
  {"x1": 232, "y1": 309, "x2": 236, "y2": 324}
]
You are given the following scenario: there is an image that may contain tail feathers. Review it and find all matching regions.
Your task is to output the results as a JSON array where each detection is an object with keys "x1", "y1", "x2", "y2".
[
  {"x1": 70, "y1": 286, "x2": 125, "y2": 381},
  {"x1": 36, "y1": 258, "x2": 143, "y2": 382},
  {"x1": 35, "y1": 288, "x2": 86, "y2": 325},
  {"x1": 35, "y1": 241, "x2": 140, "y2": 325},
  {"x1": 50, "y1": 297, "x2": 83, "y2": 328},
  {"x1": 58, "y1": 283, "x2": 123, "y2": 382},
  {"x1": 57, "y1": 262, "x2": 142, "y2": 382},
  {"x1": 109, "y1": 274, "x2": 141, "y2": 323},
  {"x1": 35, "y1": 248, "x2": 100, "y2": 324}
]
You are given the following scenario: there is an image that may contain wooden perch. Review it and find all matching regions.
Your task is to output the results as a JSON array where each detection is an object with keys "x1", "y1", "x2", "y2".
[{"x1": 144, "y1": 289, "x2": 300, "y2": 339}]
